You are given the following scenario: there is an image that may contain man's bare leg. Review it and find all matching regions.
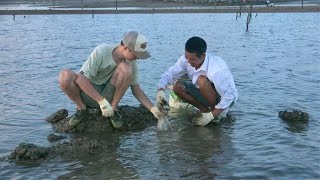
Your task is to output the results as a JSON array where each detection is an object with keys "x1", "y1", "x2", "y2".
[
  {"x1": 197, "y1": 75, "x2": 217, "y2": 110},
  {"x1": 173, "y1": 80, "x2": 209, "y2": 112},
  {"x1": 110, "y1": 61, "x2": 132, "y2": 110},
  {"x1": 59, "y1": 69, "x2": 86, "y2": 110}
]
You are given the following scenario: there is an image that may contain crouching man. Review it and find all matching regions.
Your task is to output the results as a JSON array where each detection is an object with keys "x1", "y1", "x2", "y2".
[
  {"x1": 59, "y1": 31, "x2": 164, "y2": 128},
  {"x1": 156, "y1": 37, "x2": 238, "y2": 126}
]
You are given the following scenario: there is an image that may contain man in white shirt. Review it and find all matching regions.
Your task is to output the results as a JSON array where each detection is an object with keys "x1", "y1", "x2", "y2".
[{"x1": 156, "y1": 37, "x2": 238, "y2": 126}]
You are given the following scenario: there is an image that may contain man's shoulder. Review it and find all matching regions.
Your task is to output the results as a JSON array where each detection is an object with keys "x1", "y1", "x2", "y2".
[
  {"x1": 96, "y1": 43, "x2": 116, "y2": 51},
  {"x1": 206, "y1": 53, "x2": 230, "y2": 73}
]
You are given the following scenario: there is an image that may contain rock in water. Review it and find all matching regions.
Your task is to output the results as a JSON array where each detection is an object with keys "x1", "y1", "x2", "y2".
[
  {"x1": 9, "y1": 143, "x2": 50, "y2": 160},
  {"x1": 47, "y1": 133, "x2": 66, "y2": 142},
  {"x1": 49, "y1": 105, "x2": 157, "y2": 133},
  {"x1": 45, "y1": 109, "x2": 68, "y2": 123},
  {"x1": 278, "y1": 110, "x2": 309, "y2": 122}
]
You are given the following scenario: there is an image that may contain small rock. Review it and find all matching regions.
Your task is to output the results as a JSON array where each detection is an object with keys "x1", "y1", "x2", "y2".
[
  {"x1": 9, "y1": 143, "x2": 50, "y2": 160},
  {"x1": 47, "y1": 133, "x2": 66, "y2": 142},
  {"x1": 279, "y1": 110, "x2": 309, "y2": 122},
  {"x1": 45, "y1": 109, "x2": 68, "y2": 123}
]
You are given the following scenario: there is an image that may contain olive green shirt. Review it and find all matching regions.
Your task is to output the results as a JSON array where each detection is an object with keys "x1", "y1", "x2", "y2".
[{"x1": 80, "y1": 44, "x2": 139, "y2": 85}]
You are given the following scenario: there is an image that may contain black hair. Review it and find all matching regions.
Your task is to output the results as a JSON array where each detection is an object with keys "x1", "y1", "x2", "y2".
[{"x1": 185, "y1": 36, "x2": 207, "y2": 58}]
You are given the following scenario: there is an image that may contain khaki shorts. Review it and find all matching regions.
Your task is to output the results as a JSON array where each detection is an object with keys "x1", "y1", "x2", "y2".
[{"x1": 80, "y1": 79, "x2": 115, "y2": 109}]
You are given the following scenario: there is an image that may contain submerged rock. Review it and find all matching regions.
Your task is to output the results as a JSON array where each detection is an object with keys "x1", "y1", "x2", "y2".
[
  {"x1": 279, "y1": 110, "x2": 309, "y2": 133},
  {"x1": 9, "y1": 143, "x2": 50, "y2": 161},
  {"x1": 278, "y1": 110, "x2": 309, "y2": 122},
  {"x1": 8, "y1": 138, "x2": 114, "y2": 161},
  {"x1": 47, "y1": 133, "x2": 66, "y2": 142},
  {"x1": 45, "y1": 109, "x2": 68, "y2": 123},
  {"x1": 51, "y1": 137, "x2": 114, "y2": 158}
]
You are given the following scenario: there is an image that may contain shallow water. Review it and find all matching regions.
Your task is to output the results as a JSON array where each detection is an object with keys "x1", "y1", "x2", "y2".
[{"x1": 0, "y1": 13, "x2": 319, "y2": 179}]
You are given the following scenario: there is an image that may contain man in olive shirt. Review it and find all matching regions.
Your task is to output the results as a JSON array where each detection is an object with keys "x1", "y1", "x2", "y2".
[{"x1": 59, "y1": 31, "x2": 164, "y2": 128}]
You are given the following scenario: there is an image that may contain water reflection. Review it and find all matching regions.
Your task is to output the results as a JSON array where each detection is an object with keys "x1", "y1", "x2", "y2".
[
  {"x1": 54, "y1": 133, "x2": 139, "y2": 179},
  {"x1": 154, "y1": 109, "x2": 234, "y2": 178},
  {"x1": 281, "y1": 120, "x2": 309, "y2": 133}
]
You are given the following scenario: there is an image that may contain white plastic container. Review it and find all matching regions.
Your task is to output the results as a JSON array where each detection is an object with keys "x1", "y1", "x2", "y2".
[{"x1": 168, "y1": 90, "x2": 191, "y2": 109}]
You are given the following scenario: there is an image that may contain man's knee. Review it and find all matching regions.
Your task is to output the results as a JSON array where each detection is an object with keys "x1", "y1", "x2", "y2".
[
  {"x1": 197, "y1": 75, "x2": 211, "y2": 88},
  {"x1": 173, "y1": 80, "x2": 186, "y2": 94},
  {"x1": 59, "y1": 69, "x2": 75, "y2": 86}
]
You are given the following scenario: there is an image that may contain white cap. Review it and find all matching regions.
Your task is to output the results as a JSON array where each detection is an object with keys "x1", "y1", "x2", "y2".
[{"x1": 122, "y1": 31, "x2": 151, "y2": 59}]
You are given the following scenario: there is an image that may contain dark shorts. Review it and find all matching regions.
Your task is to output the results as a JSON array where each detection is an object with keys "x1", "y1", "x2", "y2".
[
  {"x1": 182, "y1": 80, "x2": 220, "y2": 107},
  {"x1": 80, "y1": 79, "x2": 115, "y2": 109}
]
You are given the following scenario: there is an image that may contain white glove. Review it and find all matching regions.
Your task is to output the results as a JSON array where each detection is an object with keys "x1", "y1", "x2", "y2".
[
  {"x1": 193, "y1": 112, "x2": 214, "y2": 126},
  {"x1": 98, "y1": 99, "x2": 114, "y2": 117},
  {"x1": 156, "y1": 90, "x2": 169, "y2": 112},
  {"x1": 156, "y1": 90, "x2": 167, "y2": 105},
  {"x1": 150, "y1": 106, "x2": 165, "y2": 120}
]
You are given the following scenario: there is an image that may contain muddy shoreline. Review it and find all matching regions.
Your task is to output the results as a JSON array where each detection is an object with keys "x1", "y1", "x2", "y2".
[
  {"x1": 0, "y1": 6, "x2": 319, "y2": 15},
  {"x1": 1, "y1": 0, "x2": 319, "y2": 15}
]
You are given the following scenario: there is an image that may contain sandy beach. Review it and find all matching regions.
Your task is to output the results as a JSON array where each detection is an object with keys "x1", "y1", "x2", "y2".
[{"x1": 0, "y1": 0, "x2": 319, "y2": 15}]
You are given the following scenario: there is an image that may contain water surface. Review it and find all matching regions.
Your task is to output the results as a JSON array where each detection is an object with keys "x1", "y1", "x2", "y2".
[{"x1": 0, "y1": 13, "x2": 319, "y2": 179}]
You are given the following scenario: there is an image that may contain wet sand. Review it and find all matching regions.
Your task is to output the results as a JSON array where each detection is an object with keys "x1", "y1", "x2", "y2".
[{"x1": 0, "y1": 0, "x2": 319, "y2": 15}]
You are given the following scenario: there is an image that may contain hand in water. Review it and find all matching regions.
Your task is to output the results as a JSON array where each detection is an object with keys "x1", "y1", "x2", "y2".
[
  {"x1": 157, "y1": 99, "x2": 170, "y2": 116},
  {"x1": 157, "y1": 116, "x2": 172, "y2": 131}
]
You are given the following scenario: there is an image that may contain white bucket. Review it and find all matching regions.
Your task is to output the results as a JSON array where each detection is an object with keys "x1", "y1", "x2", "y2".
[{"x1": 168, "y1": 90, "x2": 191, "y2": 109}]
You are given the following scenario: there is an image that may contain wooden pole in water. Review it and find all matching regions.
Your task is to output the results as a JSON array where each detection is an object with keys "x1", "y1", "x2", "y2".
[
  {"x1": 246, "y1": 3, "x2": 253, "y2": 31},
  {"x1": 81, "y1": 0, "x2": 84, "y2": 10},
  {"x1": 302, "y1": 0, "x2": 304, "y2": 8},
  {"x1": 236, "y1": 0, "x2": 244, "y2": 20},
  {"x1": 116, "y1": 0, "x2": 118, "y2": 11}
]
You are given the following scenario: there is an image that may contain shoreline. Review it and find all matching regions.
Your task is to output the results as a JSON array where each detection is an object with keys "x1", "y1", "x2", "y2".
[{"x1": 1, "y1": 6, "x2": 320, "y2": 15}]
